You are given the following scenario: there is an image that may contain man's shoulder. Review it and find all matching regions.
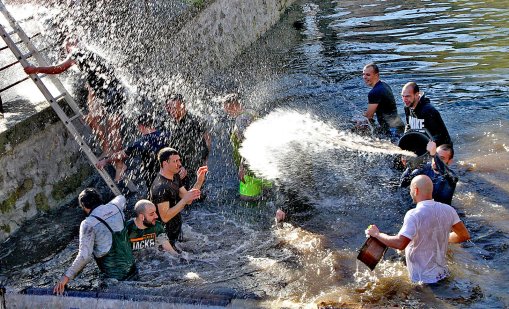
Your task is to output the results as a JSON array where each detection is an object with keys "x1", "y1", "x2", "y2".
[
  {"x1": 417, "y1": 96, "x2": 438, "y2": 113},
  {"x1": 125, "y1": 218, "x2": 136, "y2": 228}
]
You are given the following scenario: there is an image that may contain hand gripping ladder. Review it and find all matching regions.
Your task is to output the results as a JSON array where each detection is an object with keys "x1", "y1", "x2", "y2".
[{"x1": 0, "y1": 2, "x2": 121, "y2": 195}]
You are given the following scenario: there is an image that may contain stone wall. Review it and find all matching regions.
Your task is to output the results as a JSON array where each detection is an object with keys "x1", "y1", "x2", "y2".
[
  {"x1": 0, "y1": 0, "x2": 297, "y2": 241},
  {"x1": 172, "y1": 0, "x2": 297, "y2": 78},
  {"x1": 0, "y1": 108, "x2": 93, "y2": 242}
]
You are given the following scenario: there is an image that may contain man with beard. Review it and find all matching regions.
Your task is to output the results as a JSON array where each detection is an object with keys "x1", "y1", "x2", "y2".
[
  {"x1": 126, "y1": 199, "x2": 178, "y2": 255},
  {"x1": 401, "y1": 82, "x2": 452, "y2": 147}
]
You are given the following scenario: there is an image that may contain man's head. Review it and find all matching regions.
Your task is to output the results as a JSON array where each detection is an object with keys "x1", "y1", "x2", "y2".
[
  {"x1": 134, "y1": 199, "x2": 158, "y2": 227},
  {"x1": 432, "y1": 144, "x2": 454, "y2": 169},
  {"x1": 409, "y1": 175, "x2": 434, "y2": 203},
  {"x1": 401, "y1": 82, "x2": 420, "y2": 108},
  {"x1": 136, "y1": 113, "x2": 154, "y2": 132},
  {"x1": 362, "y1": 63, "x2": 380, "y2": 87},
  {"x1": 158, "y1": 147, "x2": 182, "y2": 174},
  {"x1": 78, "y1": 188, "x2": 103, "y2": 214},
  {"x1": 165, "y1": 93, "x2": 186, "y2": 120},
  {"x1": 223, "y1": 93, "x2": 242, "y2": 117}
]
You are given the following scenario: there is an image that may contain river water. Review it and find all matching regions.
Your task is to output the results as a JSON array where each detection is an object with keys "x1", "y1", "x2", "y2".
[{"x1": 1, "y1": 0, "x2": 509, "y2": 308}]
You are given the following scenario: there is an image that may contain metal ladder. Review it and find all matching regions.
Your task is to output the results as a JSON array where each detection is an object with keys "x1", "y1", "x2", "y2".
[{"x1": 0, "y1": 2, "x2": 121, "y2": 195}]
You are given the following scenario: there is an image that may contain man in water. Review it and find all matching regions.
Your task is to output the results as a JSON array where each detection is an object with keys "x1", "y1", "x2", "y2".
[
  {"x1": 362, "y1": 63, "x2": 405, "y2": 139},
  {"x1": 401, "y1": 82, "x2": 452, "y2": 147},
  {"x1": 96, "y1": 113, "x2": 168, "y2": 188},
  {"x1": 223, "y1": 93, "x2": 269, "y2": 201},
  {"x1": 53, "y1": 188, "x2": 136, "y2": 294},
  {"x1": 164, "y1": 94, "x2": 211, "y2": 190},
  {"x1": 401, "y1": 141, "x2": 458, "y2": 206},
  {"x1": 366, "y1": 175, "x2": 470, "y2": 284},
  {"x1": 24, "y1": 38, "x2": 127, "y2": 180},
  {"x1": 126, "y1": 199, "x2": 178, "y2": 255},
  {"x1": 150, "y1": 147, "x2": 208, "y2": 247}
]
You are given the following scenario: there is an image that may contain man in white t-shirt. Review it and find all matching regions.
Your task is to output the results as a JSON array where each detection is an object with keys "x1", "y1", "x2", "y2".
[{"x1": 366, "y1": 175, "x2": 470, "y2": 283}]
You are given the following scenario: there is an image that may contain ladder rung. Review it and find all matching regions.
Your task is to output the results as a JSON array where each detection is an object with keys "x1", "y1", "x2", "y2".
[
  {"x1": 50, "y1": 93, "x2": 66, "y2": 103},
  {"x1": 68, "y1": 114, "x2": 81, "y2": 122},
  {"x1": 21, "y1": 51, "x2": 33, "y2": 59}
]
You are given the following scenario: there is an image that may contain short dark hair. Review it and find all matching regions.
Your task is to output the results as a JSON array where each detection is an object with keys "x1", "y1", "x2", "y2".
[
  {"x1": 158, "y1": 147, "x2": 180, "y2": 167},
  {"x1": 437, "y1": 144, "x2": 454, "y2": 160},
  {"x1": 137, "y1": 113, "x2": 154, "y2": 127},
  {"x1": 78, "y1": 188, "x2": 103, "y2": 210},
  {"x1": 406, "y1": 82, "x2": 420, "y2": 94},
  {"x1": 223, "y1": 93, "x2": 240, "y2": 104},
  {"x1": 169, "y1": 93, "x2": 183, "y2": 102},
  {"x1": 364, "y1": 63, "x2": 379, "y2": 74}
]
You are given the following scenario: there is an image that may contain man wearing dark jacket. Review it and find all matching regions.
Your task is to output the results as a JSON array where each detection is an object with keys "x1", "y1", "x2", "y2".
[
  {"x1": 401, "y1": 82, "x2": 452, "y2": 147},
  {"x1": 401, "y1": 141, "x2": 458, "y2": 206}
]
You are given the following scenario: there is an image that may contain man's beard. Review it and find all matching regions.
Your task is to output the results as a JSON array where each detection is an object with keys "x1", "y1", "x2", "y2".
[{"x1": 143, "y1": 218, "x2": 155, "y2": 227}]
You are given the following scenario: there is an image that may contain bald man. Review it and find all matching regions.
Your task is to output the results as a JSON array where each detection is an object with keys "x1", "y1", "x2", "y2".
[
  {"x1": 366, "y1": 175, "x2": 469, "y2": 283},
  {"x1": 125, "y1": 200, "x2": 178, "y2": 255}
]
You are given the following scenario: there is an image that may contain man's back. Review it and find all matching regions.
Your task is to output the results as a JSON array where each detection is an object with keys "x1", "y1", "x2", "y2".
[
  {"x1": 399, "y1": 200, "x2": 460, "y2": 283},
  {"x1": 64, "y1": 195, "x2": 126, "y2": 280},
  {"x1": 125, "y1": 130, "x2": 168, "y2": 187}
]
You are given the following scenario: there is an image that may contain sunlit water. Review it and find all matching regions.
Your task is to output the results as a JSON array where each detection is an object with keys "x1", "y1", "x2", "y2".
[{"x1": 1, "y1": 0, "x2": 509, "y2": 308}]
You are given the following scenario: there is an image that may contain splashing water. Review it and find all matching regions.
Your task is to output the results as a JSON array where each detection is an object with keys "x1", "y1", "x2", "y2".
[{"x1": 240, "y1": 108, "x2": 415, "y2": 181}]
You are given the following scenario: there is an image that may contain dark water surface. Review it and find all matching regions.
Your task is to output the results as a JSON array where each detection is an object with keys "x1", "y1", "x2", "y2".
[{"x1": 1, "y1": 0, "x2": 509, "y2": 308}]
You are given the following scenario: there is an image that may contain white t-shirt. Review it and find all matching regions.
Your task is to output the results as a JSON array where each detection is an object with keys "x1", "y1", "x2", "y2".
[{"x1": 399, "y1": 199, "x2": 460, "y2": 283}]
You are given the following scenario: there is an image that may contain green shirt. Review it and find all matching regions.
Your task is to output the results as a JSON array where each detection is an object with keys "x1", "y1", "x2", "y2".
[{"x1": 125, "y1": 219, "x2": 167, "y2": 251}]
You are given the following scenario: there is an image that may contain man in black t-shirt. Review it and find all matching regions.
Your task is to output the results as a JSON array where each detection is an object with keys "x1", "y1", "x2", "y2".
[
  {"x1": 164, "y1": 94, "x2": 211, "y2": 189},
  {"x1": 362, "y1": 63, "x2": 405, "y2": 138},
  {"x1": 149, "y1": 147, "x2": 208, "y2": 245}
]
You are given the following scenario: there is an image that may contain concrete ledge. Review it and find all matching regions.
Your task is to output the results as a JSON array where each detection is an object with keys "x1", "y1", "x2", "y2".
[
  {"x1": 1, "y1": 286, "x2": 254, "y2": 308},
  {"x1": 0, "y1": 106, "x2": 59, "y2": 156}
]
